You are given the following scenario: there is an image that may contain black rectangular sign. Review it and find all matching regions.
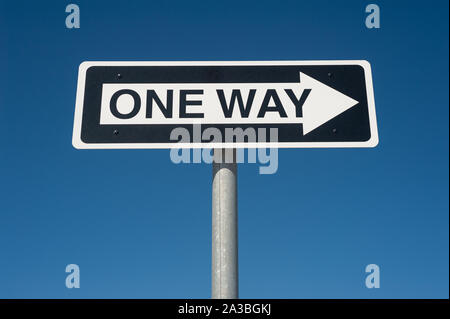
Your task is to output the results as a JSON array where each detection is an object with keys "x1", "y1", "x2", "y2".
[{"x1": 72, "y1": 61, "x2": 378, "y2": 149}]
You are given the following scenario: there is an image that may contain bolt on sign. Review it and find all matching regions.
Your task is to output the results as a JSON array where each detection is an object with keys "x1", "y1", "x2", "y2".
[{"x1": 72, "y1": 61, "x2": 378, "y2": 149}]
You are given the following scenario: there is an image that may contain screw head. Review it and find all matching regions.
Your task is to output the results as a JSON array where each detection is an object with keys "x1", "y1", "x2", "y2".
[
  {"x1": 117, "y1": 73, "x2": 122, "y2": 79},
  {"x1": 113, "y1": 129, "x2": 119, "y2": 135},
  {"x1": 332, "y1": 128, "x2": 337, "y2": 133}
]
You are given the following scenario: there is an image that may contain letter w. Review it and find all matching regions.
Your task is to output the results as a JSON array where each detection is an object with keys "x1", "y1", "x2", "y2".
[{"x1": 217, "y1": 89, "x2": 256, "y2": 118}]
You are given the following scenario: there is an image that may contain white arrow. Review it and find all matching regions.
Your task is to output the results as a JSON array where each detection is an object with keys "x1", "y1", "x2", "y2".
[
  {"x1": 99, "y1": 72, "x2": 359, "y2": 135},
  {"x1": 299, "y1": 72, "x2": 359, "y2": 134}
]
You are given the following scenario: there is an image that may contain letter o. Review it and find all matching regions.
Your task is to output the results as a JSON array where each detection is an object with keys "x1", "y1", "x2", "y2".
[{"x1": 110, "y1": 89, "x2": 141, "y2": 119}]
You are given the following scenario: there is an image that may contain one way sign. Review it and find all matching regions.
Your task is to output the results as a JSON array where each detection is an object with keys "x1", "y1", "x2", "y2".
[{"x1": 72, "y1": 61, "x2": 378, "y2": 149}]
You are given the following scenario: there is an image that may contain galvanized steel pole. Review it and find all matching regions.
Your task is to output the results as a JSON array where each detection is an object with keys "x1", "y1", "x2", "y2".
[{"x1": 212, "y1": 148, "x2": 238, "y2": 299}]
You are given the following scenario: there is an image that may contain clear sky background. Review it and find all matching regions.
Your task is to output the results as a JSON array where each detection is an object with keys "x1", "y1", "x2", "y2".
[{"x1": 0, "y1": 0, "x2": 448, "y2": 298}]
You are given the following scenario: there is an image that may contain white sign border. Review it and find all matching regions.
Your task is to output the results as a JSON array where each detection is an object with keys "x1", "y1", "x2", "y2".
[{"x1": 72, "y1": 60, "x2": 378, "y2": 149}]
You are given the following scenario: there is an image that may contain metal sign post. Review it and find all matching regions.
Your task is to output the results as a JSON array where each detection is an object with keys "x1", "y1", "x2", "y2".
[{"x1": 212, "y1": 149, "x2": 238, "y2": 299}]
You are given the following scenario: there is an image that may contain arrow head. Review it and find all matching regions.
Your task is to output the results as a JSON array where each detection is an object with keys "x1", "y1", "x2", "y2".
[{"x1": 300, "y1": 72, "x2": 359, "y2": 135}]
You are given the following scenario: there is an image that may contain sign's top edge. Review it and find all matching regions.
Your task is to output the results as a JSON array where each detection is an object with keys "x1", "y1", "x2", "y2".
[
  {"x1": 78, "y1": 60, "x2": 373, "y2": 76},
  {"x1": 78, "y1": 60, "x2": 372, "y2": 67}
]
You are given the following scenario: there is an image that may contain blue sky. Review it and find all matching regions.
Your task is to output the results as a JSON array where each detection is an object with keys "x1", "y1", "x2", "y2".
[{"x1": 0, "y1": 0, "x2": 448, "y2": 298}]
